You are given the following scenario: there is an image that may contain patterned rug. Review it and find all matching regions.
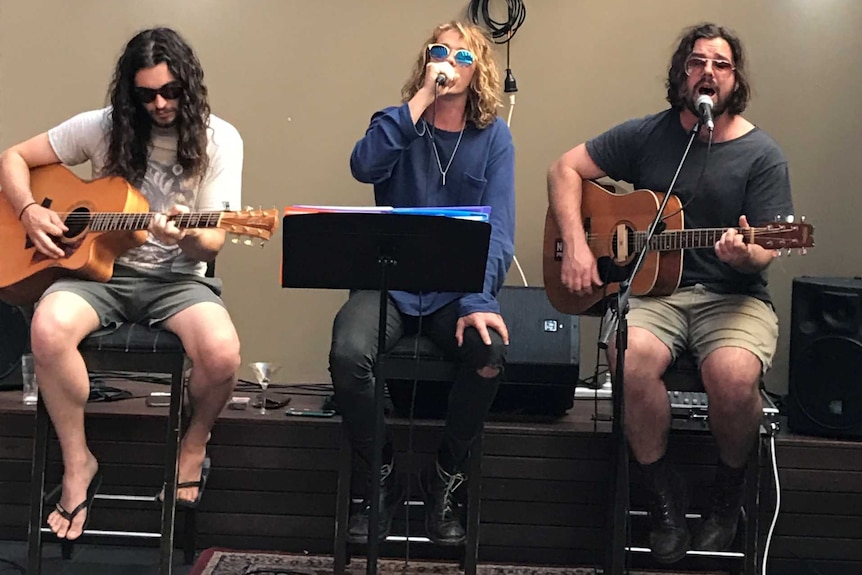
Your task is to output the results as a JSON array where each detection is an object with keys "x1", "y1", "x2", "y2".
[{"x1": 189, "y1": 549, "x2": 707, "y2": 575}]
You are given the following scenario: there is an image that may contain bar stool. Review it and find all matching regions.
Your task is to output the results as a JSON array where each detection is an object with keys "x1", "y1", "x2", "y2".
[
  {"x1": 26, "y1": 262, "x2": 221, "y2": 572},
  {"x1": 333, "y1": 334, "x2": 483, "y2": 575},
  {"x1": 27, "y1": 321, "x2": 202, "y2": 574},
  {"x1": 607, "y1": 352, "x2": 777, "y2": 575}
]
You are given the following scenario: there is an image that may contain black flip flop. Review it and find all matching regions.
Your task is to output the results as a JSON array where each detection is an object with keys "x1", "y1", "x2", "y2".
[
  {"x1": 52, "y1": 470, "x2": 103, "y2": 540},
  {"x1": 158, "y1": 456, "x2": 211, "y2": 509},
  {"x1": 176, "y1": 456, "x2": 211, "y2": 509}
]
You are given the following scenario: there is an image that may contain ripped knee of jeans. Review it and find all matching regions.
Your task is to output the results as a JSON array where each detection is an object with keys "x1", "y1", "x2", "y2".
[{"x1": 476, "y1": 365, "x2": 501, "y2": 379}]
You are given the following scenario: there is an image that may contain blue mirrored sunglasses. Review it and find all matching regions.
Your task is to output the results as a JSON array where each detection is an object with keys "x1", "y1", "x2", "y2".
[{"x1": 427, "y1": 43, "x2": 475, "y2": 67}]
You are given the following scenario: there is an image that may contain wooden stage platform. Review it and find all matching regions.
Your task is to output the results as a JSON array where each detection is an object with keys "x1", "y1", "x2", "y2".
[{"x1": 0, "y1": 378, "x2": 860, "y2": 574}]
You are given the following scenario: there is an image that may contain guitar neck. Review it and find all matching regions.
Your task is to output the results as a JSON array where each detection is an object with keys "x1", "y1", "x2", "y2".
[
  {"x1": 608, "y1": 228, "x2": 762, "y2": 251},
  {"x1": 631, "y1": 227, "x2": 738, "y2": 252},
  {"x1": 86, "y1": 212, "x2": 223, "y2": 232}
]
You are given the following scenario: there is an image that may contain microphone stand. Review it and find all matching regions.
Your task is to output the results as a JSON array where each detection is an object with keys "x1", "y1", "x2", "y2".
[{"x1": 601, "y1": 118, "x2": 707, "y2": 574}]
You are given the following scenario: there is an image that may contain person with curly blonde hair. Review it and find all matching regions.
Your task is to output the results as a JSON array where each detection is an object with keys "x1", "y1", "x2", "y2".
[
  {"x1": 330, "y1": 20, "x2": 515, "y2": 546},
  {"x1": 400, "y1": 21, "x2": 503, "y2": 129}
]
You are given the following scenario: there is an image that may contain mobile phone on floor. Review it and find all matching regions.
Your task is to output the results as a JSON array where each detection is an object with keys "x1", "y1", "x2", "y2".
[{"x1": 285, "y1": 407, "x2": 336, "y2": 418}]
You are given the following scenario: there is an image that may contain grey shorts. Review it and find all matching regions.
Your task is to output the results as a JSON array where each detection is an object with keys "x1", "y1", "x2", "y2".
[
  {"x1": 628, "y1": 284, "x2": 779, "y2": 373},
  {"x1": 39, "y1": 264, "x2": 225, "y2": 333}
]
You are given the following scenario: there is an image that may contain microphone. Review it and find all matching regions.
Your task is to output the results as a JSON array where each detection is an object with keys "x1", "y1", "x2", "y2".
[
  {"x1": 436, "y1": 73, "x2": 448, "y2": 86},
  {"x1": 695, "y1": 94, "x2": 715, "y2": 132}
]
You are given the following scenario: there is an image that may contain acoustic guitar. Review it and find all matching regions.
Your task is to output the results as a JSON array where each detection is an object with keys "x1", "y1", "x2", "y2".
[
  {"x1": 543, "y1": 180, "x2": 815, "y2": 316},
  {"x1": 0, "y1": 164, "x2": 279, "y2": 306}
]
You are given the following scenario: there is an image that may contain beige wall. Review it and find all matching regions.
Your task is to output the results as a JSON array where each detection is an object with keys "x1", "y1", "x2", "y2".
[{"x1": 1, "y1": 0, "x2": 860, "y2": 394}]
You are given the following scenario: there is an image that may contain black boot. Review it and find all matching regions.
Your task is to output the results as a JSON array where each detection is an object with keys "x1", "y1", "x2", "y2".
[
  {"x1": 641, "y1": 457, "x2": 690, "y2": 564},
  {"x1": 347, "y1": 460, "x2": 405, "y2": 544},
  {"x1": 693, "y1": 460, "x2": 746, "y2": 551},
  {"x1": 420, "y1": 460, "x2": 467, "y2": 546}
]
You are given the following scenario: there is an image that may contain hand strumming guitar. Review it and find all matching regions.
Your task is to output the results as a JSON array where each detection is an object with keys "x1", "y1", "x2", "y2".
[
  {"x1": 561, "y1": 235, "x2": 603, "y2": 296},
  {"x1": 20, "y1": 203, "x2": 68, "y2": 259}
]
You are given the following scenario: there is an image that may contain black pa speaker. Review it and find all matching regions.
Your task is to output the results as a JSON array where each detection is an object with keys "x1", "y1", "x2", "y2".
[
  {"x1": 385, "y1": 286, "x2": 580, "y2": 418},
  {"x1": 788, "y1": 276, "x2": 862, "y2": 438},
  {"x1": 493, "y1": 285, "x2": 580, "y2": 416}
]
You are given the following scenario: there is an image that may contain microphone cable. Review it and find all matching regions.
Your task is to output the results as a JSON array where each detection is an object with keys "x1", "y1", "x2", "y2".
[{"x1": 660, "y1": 126, "x2": 713, "y2": 223}]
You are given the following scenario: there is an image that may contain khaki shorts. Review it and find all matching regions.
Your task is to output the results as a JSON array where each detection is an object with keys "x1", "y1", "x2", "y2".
[
  {"x1": 627, "y1": 284, "x2": 779, "y2": 373},
  {"x1": 39, "y1": 264, "x2": 224, "y2": 334}
]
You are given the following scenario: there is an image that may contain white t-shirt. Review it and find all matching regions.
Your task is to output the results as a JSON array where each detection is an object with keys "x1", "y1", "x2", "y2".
[{"x1": 47, "y1": 107, "x2": 243, "y2": 276}]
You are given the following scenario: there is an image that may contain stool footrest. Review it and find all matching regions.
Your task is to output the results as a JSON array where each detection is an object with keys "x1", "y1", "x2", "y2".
[
  {"x1": 39, "y1": 527, "x2": 162, "y2": 539},
  {"x1": 626, "y1": 546, "x2": 745, "y2": 559}
]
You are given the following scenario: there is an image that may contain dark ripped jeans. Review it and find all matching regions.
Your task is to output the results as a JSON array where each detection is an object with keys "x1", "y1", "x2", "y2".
[{"x1": 329, "y1": 290, "x2": 506, "y2": 473}]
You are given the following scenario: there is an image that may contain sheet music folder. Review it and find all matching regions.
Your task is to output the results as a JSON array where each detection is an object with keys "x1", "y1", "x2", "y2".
[{"x1": 280, "y1": 211, "x2": 491, "y2": 294}]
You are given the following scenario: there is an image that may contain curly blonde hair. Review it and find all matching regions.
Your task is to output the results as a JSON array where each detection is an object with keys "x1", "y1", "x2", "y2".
[{"x1": 401, "y1": 21, "x2": 502, "y2": 129}]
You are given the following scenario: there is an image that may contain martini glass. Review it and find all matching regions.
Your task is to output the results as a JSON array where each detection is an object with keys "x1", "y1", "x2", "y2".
[{"x1": 249, "y1": 362, "x2": 281, "y2": 415}]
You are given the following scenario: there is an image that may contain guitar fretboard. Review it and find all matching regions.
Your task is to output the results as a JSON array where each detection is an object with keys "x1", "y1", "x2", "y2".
[
  {"x1": 79, "y1": 212, "x2": 224, "y2": 232},
  {"x1": 632, "y1": 227, "x2": 740, "y2": 252}
]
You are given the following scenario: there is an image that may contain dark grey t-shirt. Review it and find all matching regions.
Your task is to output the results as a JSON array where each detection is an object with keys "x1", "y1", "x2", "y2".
[{"x1": 586, "y1": 108, "x2": 793, "y2": 304}]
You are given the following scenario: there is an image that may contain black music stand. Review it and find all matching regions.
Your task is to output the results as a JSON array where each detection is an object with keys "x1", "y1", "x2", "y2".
[{"x1": 281, "y1": 211, "x2": 491, "y2": 575}]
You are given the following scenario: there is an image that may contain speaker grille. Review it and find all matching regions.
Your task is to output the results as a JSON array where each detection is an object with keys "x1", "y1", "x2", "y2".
[
  {"x1": 792, "y1": 336, "x2": 862, "y2": 432},
  {"x1": 789, "y1": 276, "x2": 862, "y2": 437}
]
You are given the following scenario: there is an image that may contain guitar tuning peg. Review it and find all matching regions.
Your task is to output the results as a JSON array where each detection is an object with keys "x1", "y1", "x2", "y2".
[
  {"x1": 785, "y1": 215, "x2": 795, "y2": 223},
  {"x1": 775, "y1": 215, "x2": 782, "y2": 222},
  {"x1": 243, "y1": 238, "x2": 252, "y2": 246},
  {"x1": 801, "y1": 247, "x2": 808, "y2": 256},
  {"x1": 245, "y1": 205, "x2": 253, "y2": 211},
  {"x1": 231, "y1": 236, "x2": 239, "y2": 244},
  {"x1": 800, "y1": 215, "x2": 806, "y2": 222}
]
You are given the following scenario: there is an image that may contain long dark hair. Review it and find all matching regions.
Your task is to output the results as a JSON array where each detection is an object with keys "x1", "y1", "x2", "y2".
[
  {"x1": 665, "y1": 22, "x2": 751, "y2": 115},
  {"x1": 104, "y1": 27, "x2": 210, "y2": 184}
]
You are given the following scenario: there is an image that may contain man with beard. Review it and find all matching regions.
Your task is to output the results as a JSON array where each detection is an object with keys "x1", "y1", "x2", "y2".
[
  {"x1": 0, "y1": 27, "x2": 242, "y2": 541},
  {"x1": 547, "y1": 23, "x2": 792, "y2": 564}
]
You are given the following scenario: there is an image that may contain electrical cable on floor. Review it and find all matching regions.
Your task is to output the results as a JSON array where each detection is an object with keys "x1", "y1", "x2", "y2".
[{"x1": 762, "y1": 433, "x2": 781, "y2": 575}]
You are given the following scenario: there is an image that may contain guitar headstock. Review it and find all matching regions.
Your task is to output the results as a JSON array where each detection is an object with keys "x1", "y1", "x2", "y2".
[
  {"x1": 218, "y1": 207, "x2": 280, "y2": 246},
  {"x1": 754, "y1": 215, "x2": 815, "y2": 256}
]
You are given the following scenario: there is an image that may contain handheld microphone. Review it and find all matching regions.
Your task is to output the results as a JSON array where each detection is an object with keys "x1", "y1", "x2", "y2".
[
  {"x1": 436, "y1": 73, "x2": 448, "y2": 86},
  {"x1": 695, "y1": 94, "x2": 715, "y2": 132}
]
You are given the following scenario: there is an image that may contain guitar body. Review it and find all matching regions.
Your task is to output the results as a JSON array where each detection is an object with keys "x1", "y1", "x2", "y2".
[
  {"x1": 0, "y1": 165, "x2": 149, "y2": 305},
  {"x1": 543, "y1": 181, "x2": 685, "y2": 315}
]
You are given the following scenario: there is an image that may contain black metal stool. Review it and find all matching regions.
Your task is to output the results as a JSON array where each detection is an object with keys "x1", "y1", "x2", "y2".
[
  {"x1": 607, "y1": 351, "x2": 778, "y2": 575},
  {"x1": 27, "y1": 323, "x2": 196, "y2": 575},
  {"x1": 333, "y1": 334, "x2": 483, "y2": 575}
]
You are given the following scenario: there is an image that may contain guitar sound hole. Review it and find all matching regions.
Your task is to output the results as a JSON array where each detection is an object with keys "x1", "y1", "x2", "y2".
[{"x1": 63, "y1": 207, "x2": 91, "y2": 238}]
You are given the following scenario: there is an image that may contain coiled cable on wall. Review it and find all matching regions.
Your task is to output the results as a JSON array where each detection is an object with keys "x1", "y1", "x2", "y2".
[
  {"x1": 468, "y1": 0, "x2": 525, "y2": 96},
  {"x1": 468, "y1": 0, "x2": 526, "y2": 44},
  {"x1": 468, "y1": 0, "x2": 528, "y2": 286}
]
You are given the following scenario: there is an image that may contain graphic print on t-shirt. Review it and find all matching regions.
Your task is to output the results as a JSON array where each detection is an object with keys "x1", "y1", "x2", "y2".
[{"x1": 116, "y1": 156, "x2": 199, "y2": 270}]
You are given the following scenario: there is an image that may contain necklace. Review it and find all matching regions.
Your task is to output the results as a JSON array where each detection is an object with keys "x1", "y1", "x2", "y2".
[{"x1": 426, "y1": 123, "x2": 465, "y2": 186}]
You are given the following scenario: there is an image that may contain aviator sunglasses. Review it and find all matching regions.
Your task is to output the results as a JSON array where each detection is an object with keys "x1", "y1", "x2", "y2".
[
  {"x1": 134, "y1": 82, "x2": 183, "y2": 103},
  {"x1": 427, "y1": 43, "x2": 475, "y2": 67},
  {"x1": 684, "y1": 56, "x2": 735, "y2": 76}
]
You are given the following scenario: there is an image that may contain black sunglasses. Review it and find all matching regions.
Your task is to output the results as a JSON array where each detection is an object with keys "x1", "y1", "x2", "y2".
[{"x1": 134, "y1": 82, "x2": 183, "y2": 103}]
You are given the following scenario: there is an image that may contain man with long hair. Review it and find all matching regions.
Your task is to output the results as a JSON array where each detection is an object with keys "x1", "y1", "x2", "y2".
[
  {"x1": 330, "y1": 21, "x2": 515, "y2": 545},
  {"x1": 548, "y1": 23, "x2": 793, "y2": 563},
  {"x1": 0, "y1": 27, "x2": 243, "y2": 541}
]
